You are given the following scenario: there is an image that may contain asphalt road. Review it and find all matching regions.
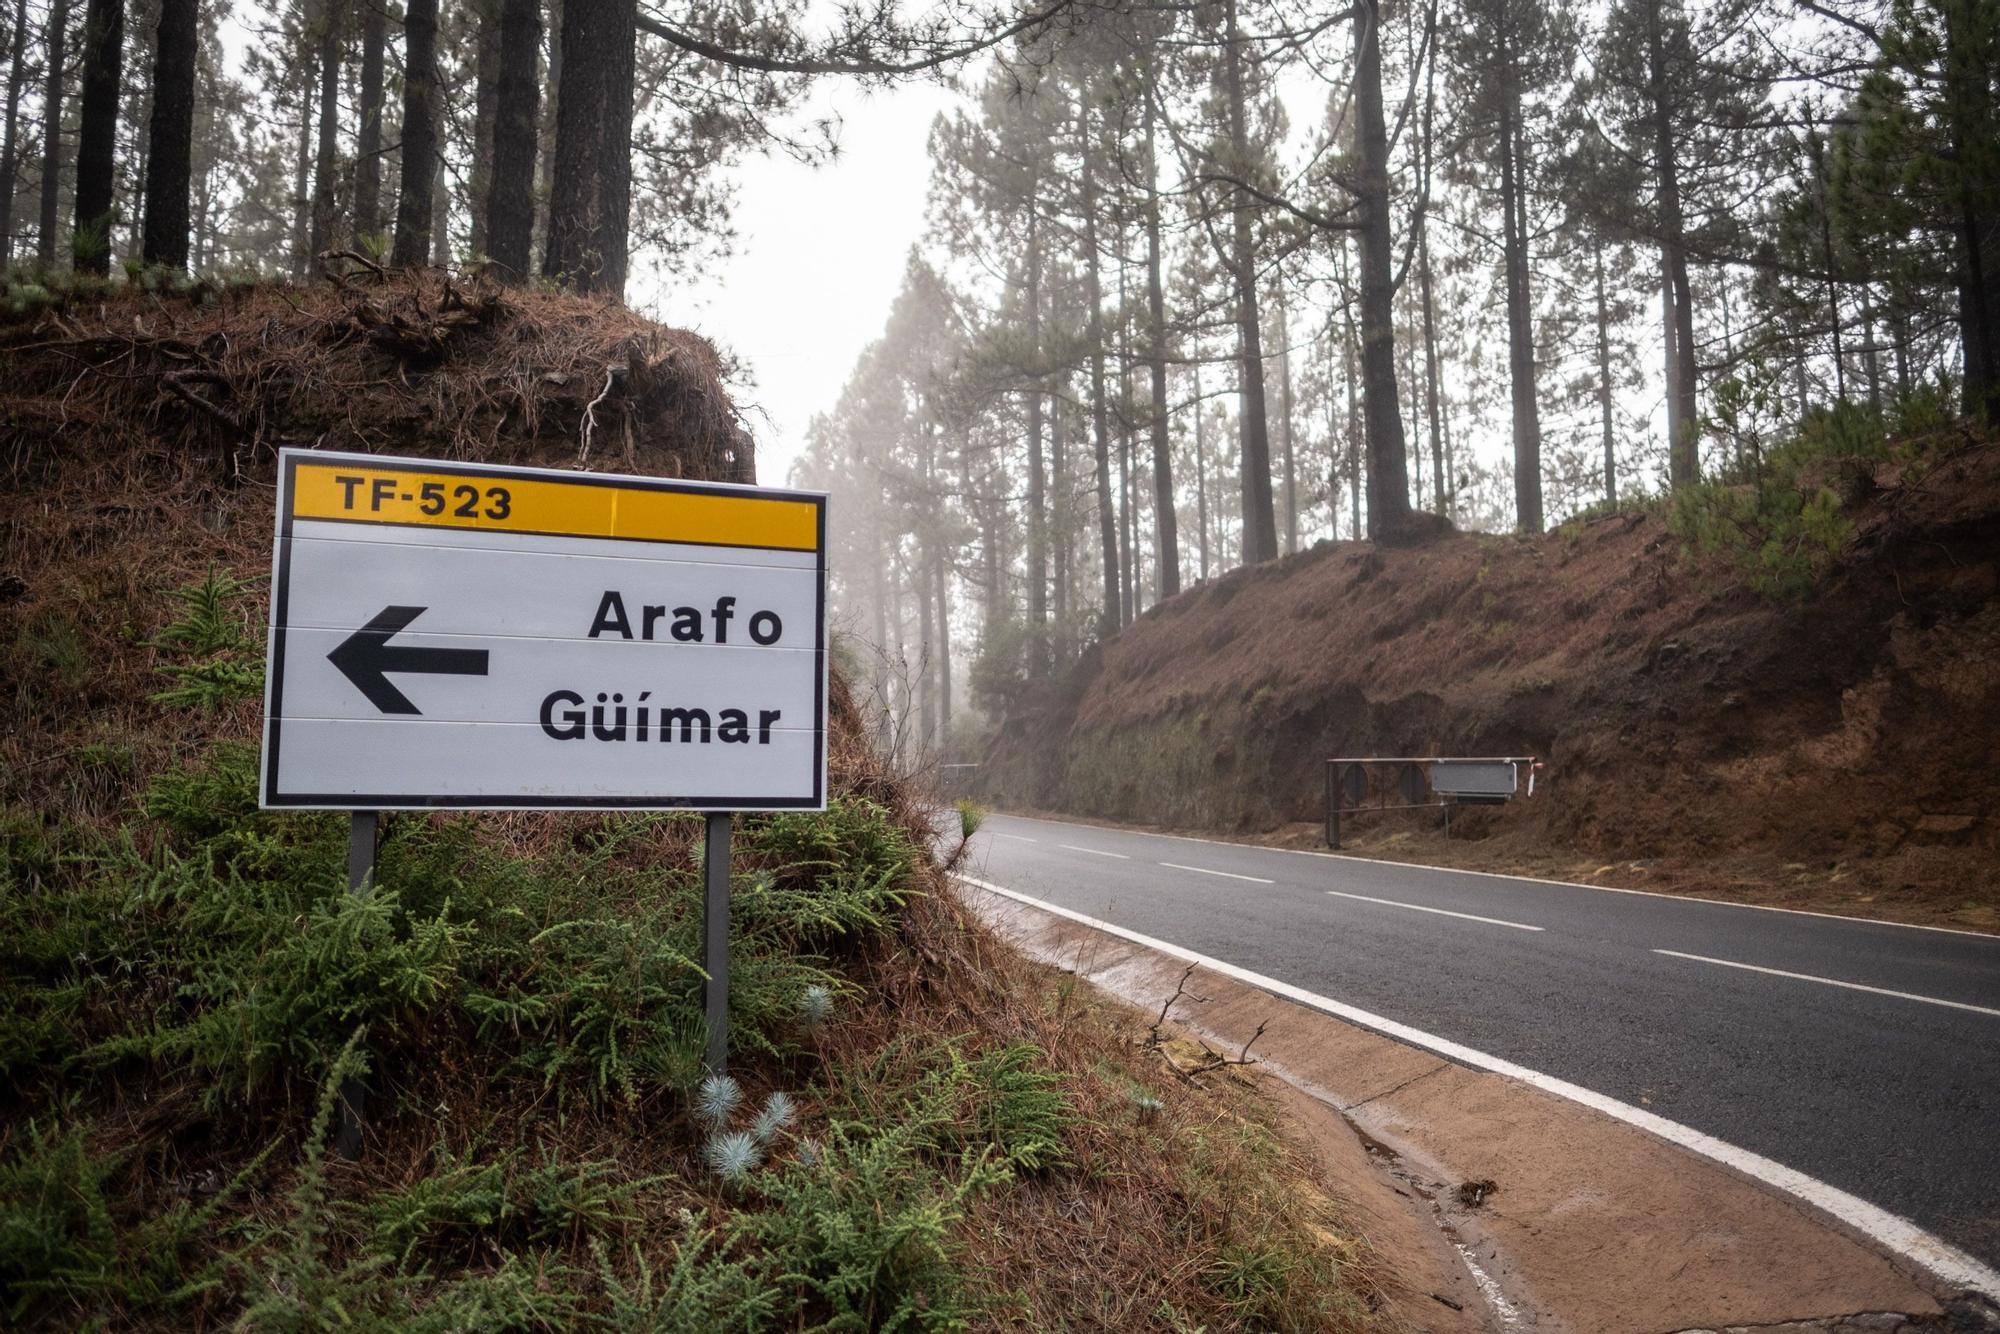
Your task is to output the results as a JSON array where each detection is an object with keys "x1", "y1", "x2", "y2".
[{"x1": 963, "y1": 812, "x2": 2000, "y2": 1270}]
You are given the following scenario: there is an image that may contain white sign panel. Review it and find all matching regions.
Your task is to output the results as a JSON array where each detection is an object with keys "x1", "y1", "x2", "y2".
[{"x1": 260, "y1": 449, "x2": 827, "y2": 810}]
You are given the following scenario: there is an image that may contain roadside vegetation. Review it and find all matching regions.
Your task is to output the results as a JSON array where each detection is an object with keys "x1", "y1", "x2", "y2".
[{"x1": 1, "y1": 556, "x2": 1390, "y2": 1329}]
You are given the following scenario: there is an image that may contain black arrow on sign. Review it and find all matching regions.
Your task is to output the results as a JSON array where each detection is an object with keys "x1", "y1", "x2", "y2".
[{"x1": 327, "y1": 605, "x2": 490, "y2": 716}]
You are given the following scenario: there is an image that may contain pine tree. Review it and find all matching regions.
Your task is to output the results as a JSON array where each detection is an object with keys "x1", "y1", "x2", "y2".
[{"x1": 140, "y1": 0, "x2": 194, "y2": 267}]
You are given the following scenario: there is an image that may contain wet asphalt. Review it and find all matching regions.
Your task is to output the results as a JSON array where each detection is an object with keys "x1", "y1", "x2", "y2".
[{"x1": 961, "y1": 811, "x2": 2000, "y2": 1269}]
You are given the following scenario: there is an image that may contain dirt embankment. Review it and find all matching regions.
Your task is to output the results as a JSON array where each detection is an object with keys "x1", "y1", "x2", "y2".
[
  {"x1": 0, "y1": 277, "x2": 1403, "y2": 1330},
  {"x1": 976, "y1": 446, "x2": 2000, "y2": 930}
]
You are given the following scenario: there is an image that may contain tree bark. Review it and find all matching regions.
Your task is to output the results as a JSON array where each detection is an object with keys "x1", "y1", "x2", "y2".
[
  {"x1": 1117, "y1": 250, "x2": 1136, "y2": 621},
  {"x1": 35, "y1": 0, "x2": 69, "y2": 263},
  {"x1": 1942, "y1": 2, "x2": 1999, "y2": 420},
  {"x1": 1496, "y1": 50, "x2": 1543, "y2": 533},
  {"x1": 1594, "y1": 243, "x2": 1617, "y2": 505},
  {"x1": 70, "y1": 0, "x2": 121, "y2": 273},
  {"x1": 467, "y1": 0, "x2": 501, "y2": 258},
  {"x1": 355, "y1": 0, "x2": 386, "y2": 236},
  {"x1": 1354, "y1": 0, "x2": 1413, "y2": 537},
  {"x1": 1222, "y1": 0, "x2": 1278, "y2": 563},
  {"x1": 1024, "y1": 201, "x2": 1048, "y2": 668},
  {"x1": 1142, "y1": 83, "x2": 1180, "y2": 598},
  {"x1": 1193, "y1": 361, "x2": 1210, "y2": 578},
  {"x1": 140, "y1": 0, "x2": 195, "y2": 268},
  {"x1": 544, "y1": 0, "x2": 635, "y2": 294},
  {"x1": 916, "y1": 535, "x2": 935, "y2": 747},
  {"x1": 289, "y1": 80, "x2": 312, "y2": 275},
  {"x1": 534, "y1": 0, "x2": 561, "y2": 261},
  {"x1": 1079, "y1": 101, "x2": 1121, "y2": 637},
  {"x1": 1418, "y1": 227, "x2": 1445, "y2": 517},
  {"x1": 486, "y1": 0, "x2": 540, "y2": 277},
  {"x1": 392, "y1": 0, "x2": 440, "y2": 267},
  {"x1": 1276, "y1": 280, "x2": 1298, "y2": 552},
  {"x1": 309, "y1": 0, "x2": 343, "y2": 257},
  {"x1": 934, "y1": 544, "x2": 951, "y2": 741},
  {"x1": 0, "y1": 0, "x2": 30, "y2": 264},
  {"x1": 1051, "y1": 389, "x2": 1070, "y2": 637},
  {"x1": 1646, "y1": 1, "x2": 1699, "y2": 485}
]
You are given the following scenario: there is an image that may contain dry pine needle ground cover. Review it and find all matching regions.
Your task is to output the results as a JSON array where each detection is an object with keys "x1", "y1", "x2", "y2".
[{"x1": 0, "y1": 275, "x2": 1394, "y2": 1330}]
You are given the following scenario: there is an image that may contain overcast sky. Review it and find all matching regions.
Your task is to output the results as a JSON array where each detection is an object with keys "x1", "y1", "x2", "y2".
[{"x1": 629, "y1": 79, "x2": 968, "y2": 491}]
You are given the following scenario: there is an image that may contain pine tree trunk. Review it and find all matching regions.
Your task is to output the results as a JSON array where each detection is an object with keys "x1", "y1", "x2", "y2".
[
  {"x1": 1024, "y1": 201, "x2": 1048, "y2": 668},
  {"x1": 916, "y1": 543, "x2": 934, "y2": 748},
  {"x1": 140, "y1": 0, "x2": 194, "y2": 268},
  {"x1": 430, "y1": 139, "x2": 451, "y2": 266},
  {"x1": 70, "y1": 0, "x2": 121, "y2": 273},
  {"x1": 36, "y1": 0, "x2": 69, "y2": 263},
  {"x1": 309, "y1": 0, "x2": 342, "y2": 258},
  {"x1": 934, "y1": 549, "x2": 951, "y2": 740},
  {"x1": 1051, "y1": 390, "x2": 1070, "y2": 640},
  {"x1": 1647, "y1": 3, "x2": 1699, "y2": 485},
  {"x1": 355, "y1": 0, "x2": 385, "y2": 236},
  {"x1": 1194, "y1": 361, "x2": 1210, "y2": 578},
  {"x1": 1941, "y1": 2, "x2": 1999, "y2": 420},
  {"x1": 1595, "y1": 243, "x2": 1617, "y2": 505},
  {"x1": 289, "y1": 84, "x2": 311, "y2": 275},
  {"x1": 1497, "y1": 62, "x2": 1543, "y2": 533},
  {"x1": 1079, "y1": 102, "x2": 1120, "y2": 637},
  {"x1": 467, "y1": 0, "x2": 501, "y2": 259},
  {"x1": 1342, "y1": 260, "x2": 1363, "y2": 538},
  {"x1": 1355, "y1": 0, "x2": 1412, "y2": 537},
  {"x1": 0, "y1": 0, "x2": 33, "y2": 264},
  {"x1": 1223, "y1": 0, "x2": 1278, "y2": 563},
  {"x1": 392, "y1": 0, "x2": 440, "y2": 267},
  {"x1": 1419, "y1": 227, "x2": 1445, "y2": 516},
  {"x1": 1142, "y1": 84, "x2": 1179, "y2": 598},
  {"x1": 544, "y1": 0, "x2": 634, "y2": 295},
  {"x1": 486, "y1": 0, "x2": 540, "y2": 278},
  {"x1": 1117, "y1": 255, "x2": 1136, "y2": 622},
  {"x1": 534, "y1": 0, "x2": 561, "y2": 261},
  {"x1": 1276, "y1": 281, "x2": 1298, "y2": 552},
  {"x1": 870, "y1": 556, "x2": 891, "y2": 750}
]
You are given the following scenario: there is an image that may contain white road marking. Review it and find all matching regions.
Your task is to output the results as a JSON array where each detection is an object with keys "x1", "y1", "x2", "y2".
[
  {"x1": 1058, "y1": 843, "x2": 1129, "y2": 860},
  {"x1": 956, "y1": 873, "x2": 2000, "y2": 1300},
  {"x1": 993, "y1": 832, "x2": 1039, "y2": 843},
  {"x1": 986, "y1": 814, "x2": 2000, "y2": 941},
  {"x1": 1159, "y1": 861, "x2": 1273, "y2": 884},
  {"x1": 1326, "y1": 889, "x2": 1544, "y2": 932},
  {"x1": 1653, "y1": 949, "x2": 2000, "y2": 1019}
]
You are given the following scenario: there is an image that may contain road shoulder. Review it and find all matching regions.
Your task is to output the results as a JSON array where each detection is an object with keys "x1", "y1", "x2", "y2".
[{"x1": 963, "y1": 879, "x2": 1956, "y2": 1333}]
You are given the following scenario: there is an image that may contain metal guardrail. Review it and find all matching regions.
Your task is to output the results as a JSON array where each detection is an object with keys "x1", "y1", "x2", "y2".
[
  {"x1": 936, "y1": 763, "x2": 980, "y2": 796},
  {"x1": 1324, "y1": 756, "x2": 1540, "y2": 849}
]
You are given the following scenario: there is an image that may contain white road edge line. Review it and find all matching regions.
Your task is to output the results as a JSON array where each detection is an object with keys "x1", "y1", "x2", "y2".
[
  {"x1": 992, "y1": 833, "x2": 1039, "y2": 843},
  {"x1": 956, "y1": 873, "x2": 2000, "y2": 1300},
  {"x1": 988, "y1": 814, "x2": 2000, "y2": 941},
  {"x1": 1159, "y1": 861, "x2": 1274, "y2": 884},
  {"x1": 1654, "y1": 949, "x2": 2000, "y2": 1019},
  {"x1": 1326, "y1": 889, "x2": 1544, "y2": 932},
  {"x1": 1057, "y1": 843, "x2": 1129, "y2": 860}
]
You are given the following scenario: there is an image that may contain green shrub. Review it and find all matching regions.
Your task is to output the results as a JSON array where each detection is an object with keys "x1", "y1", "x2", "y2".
[{"x1": 734, "y1": 1117, "x2": 1007, "y2": 1331}]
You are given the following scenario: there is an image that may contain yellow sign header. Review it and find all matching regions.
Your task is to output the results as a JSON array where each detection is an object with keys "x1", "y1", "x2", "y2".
[{"x1": 290, "y1": 462, "x2": 819, "y2": 552}]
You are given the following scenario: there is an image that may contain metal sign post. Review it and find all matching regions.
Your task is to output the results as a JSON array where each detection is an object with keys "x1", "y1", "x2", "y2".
[
  {"x1": 336, "y1": 809, "x2": 378, "y2": 1159},
  {"x1": 703, "y1": 812, "x2": 732, "y2": 1075},
  {"x1": 258, "y1": 449, "x2": 830, "y2": 1150}
]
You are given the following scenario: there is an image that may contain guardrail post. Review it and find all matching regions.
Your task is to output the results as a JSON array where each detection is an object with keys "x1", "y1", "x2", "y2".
[{"x1": 1325, "y1": 760, "x2": 1341, "y2": 850}]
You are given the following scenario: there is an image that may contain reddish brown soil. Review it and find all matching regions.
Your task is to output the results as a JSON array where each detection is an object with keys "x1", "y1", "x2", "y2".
[{"x1": 978, "y1": 444, "x2": 2000, "y2": 932}]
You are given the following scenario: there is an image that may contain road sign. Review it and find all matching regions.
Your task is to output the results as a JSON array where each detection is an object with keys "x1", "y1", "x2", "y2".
[{"x1": 260, "y1": 448, "x2": 827, "y2": 810}]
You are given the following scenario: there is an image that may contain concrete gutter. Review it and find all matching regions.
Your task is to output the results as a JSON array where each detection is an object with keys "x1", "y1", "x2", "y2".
[{"x1": 962, "y1": 879, "x2": 1998, "y2": 1333}]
